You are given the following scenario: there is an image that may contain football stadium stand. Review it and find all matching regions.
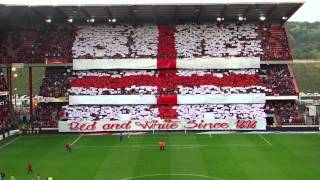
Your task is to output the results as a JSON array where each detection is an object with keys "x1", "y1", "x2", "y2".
[
  {"x1": 0, "y1": 101, "x2": 9, "y2": 131},
  {"x1": 0, "y1": 1, "x2": 305, "y2": 131},
  {"x1": 0, "y1": 71, "x2": 9, "y2": 132},
  {"x1": 0, "y1": 70, "x2": 7, "y2": 92}
]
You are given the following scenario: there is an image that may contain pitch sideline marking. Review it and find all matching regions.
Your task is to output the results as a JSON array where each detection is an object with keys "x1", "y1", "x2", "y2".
[
  {"x1": 121, "y1": 173, "x2": 224, "y2": 180},
  {"x1": 74, "y1": 144, "x2": 267, "y2": 150},
  {"x1": 258, "y1": 134, "x2": 272, "y2": 146},
  {"x1": 71, "y1": 134, "x2": 83, "y2": 145},
  {"x1": 0, "y1": 136, "x2": 21, "y2": 149}
]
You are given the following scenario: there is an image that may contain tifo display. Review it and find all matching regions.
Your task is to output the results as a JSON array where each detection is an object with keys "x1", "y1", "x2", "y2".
[
  {"x1": 0, "y1": 24, "x2": 291, "y2": 64},
  {"x1": 0, "y1": 23, "x2": 302, "y2": 133}
]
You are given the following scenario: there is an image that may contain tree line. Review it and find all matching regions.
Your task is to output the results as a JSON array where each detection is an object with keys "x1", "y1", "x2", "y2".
[{"x1": 286, "y1": 21, "x2": 320, "y2": 59}]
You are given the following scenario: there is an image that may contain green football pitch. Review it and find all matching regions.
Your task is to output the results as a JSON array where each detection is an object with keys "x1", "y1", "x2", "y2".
[{"x1": 0, "y1": 133, "x2": 320, "y2": 180}]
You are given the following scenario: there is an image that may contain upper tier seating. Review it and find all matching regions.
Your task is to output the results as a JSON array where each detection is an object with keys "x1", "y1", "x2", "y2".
[
  {"x1": 73, "y1": 25, "x2": 158, "y2": 59},
  {"x1": 72, "y1": 23, "x2": 263, "y2": 59},
  {"x1": 260, "y1": 26, "x2": 292, "y2": 60},
  {"x1": 71, "y1": 24, "x2": 291, "y2": 61},
  {"x1": 0, "y1": 24, "x2": 292, "y2": 63},
  {"x1": 175, "y1": 24, "x2": 262, "y2": 58},
  {"x1": 0, "y1": 26, "x2": 76, "y2": 64},
  {"x1": 39, "y1": 67, "x2": 72, "y2": 97}
]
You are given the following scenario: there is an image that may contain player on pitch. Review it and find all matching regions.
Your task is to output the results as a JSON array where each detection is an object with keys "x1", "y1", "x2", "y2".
[
  {"x1": 159, "y1": 140, "x2": 166, "y2": 151},
  {"x1": 27, "y1": 162, "x2": 33, "y2": 174},
  {"x1": 66, "y1": 143, "x2": 72, "y2": 152},
  {"x1": 119, "y1": 132, "x2": 124, "y2": 142}
]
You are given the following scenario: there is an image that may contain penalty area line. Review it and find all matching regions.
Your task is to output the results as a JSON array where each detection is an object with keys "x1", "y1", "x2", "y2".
[
  {"x1": 258, "y1": 134, "x2": 272, "y2": 146},
  {"x1": 71, "y1": 135, "x2": 83, "y2": 145},
  {"x1": 121, "y1": 173, "x2": 224, "y2": 180},
  {"x1": 0, "y1": 136, "x2": 21, "y2": 149}
]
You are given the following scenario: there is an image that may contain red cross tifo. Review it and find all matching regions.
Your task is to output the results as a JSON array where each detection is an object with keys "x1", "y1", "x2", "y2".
[
  {"x1": 70, "y1": 25, "x2": 265, "y2": 121},
  {"x1": 157, "y1": 25, "x2": 178, "y2": 121}
]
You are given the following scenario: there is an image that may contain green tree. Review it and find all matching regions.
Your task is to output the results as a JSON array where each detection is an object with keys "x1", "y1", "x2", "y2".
[{"x1": 286, "y1": 21, "x2": 320, "y2": 59}]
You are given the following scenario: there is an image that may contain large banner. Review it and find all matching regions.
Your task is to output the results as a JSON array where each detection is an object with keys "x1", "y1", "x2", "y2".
[
  {"x1": 35, "y1": 96, "x2": 68, "y2": 103},
  {"x1": 0, "y1": 91, "x2": 8, "y2": 96},
  {"x1": 59, "y1": 118, "x2": 266, "y2": 132},
  {"x1": 73, "y1": 57, "x2": 260, "y2": 70},
  {"x1": 69, "y1": 94, "x2": 266, "y2": 105},
  {"x1": 177, "y1": 57, "x2": 260, "y2": 69},
  {"x1": 0, "y1": 96, "x2": 8, "y2": 106}
]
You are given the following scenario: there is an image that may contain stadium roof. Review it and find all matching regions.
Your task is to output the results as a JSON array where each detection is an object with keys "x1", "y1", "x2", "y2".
[{"x1": 0, "y1": 0, "x2": 304, "y2": 24}]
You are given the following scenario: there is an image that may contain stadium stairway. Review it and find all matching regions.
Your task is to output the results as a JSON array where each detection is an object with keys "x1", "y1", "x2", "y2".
[{"x1": 287, "y1": 64, "x2": 300, "y2": 94}]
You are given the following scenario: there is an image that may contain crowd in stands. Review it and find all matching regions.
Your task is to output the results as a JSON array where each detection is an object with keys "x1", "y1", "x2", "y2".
[
  {"x1": 260, "y1": 65, "x2": 297, "y2": 95},
  {"x1": 0, "y1": 71, "x2": 10, "y2": 132},
  {"x1": 72, "y1": 23, "x2": 262, "y2": 59},
  {"x1": 260, "y1": 26, "x2": 292, "y2": 60},
  {"x1": 62, "y1": 104, "x2": 266, "y2": 121},
  {"x1": 0, "y1": 24, "x2": 293, "y2": 63},
  {"x1": 0, "y1": 97, "x2": 10, "y2": 132},
  {"x1": 32, "y1": 103, "x2": 65, "y2": 128},
  {"x1": 0, "y1": 70, "x2": 7, "y2": 92},
  {"x1": 68, "y1": 66, "x2": 297, "y2": 96},
  {"x1": 69, "y1": 69, "x2": 269, "y2": 95},
  {"x1": 73, "y1": 25, "x2": 158, "y2": 59},
  {"x1": 175, "y1": 24, "x2": 262, "y2": 58},
  {"x1": 39, "y1": 67, "x2": 71, "y2": 97},
  {"x1": 0, "y1": 23, "x2": 299, "y2": 128},
  {"x1": 0, "y1": 26, "x2": 76, "y2": 64},
  {"x1": 71, "y1": 24, "x2": 291, "y2": 60},
  {"x1": 265, "y1": 101, "x2": 302, "y2": 125},
  {"x1": 63, "y1": 105, "x2": 159, "y2": 121}
]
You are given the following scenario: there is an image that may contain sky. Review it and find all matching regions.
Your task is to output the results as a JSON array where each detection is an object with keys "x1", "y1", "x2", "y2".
[
  {"x1": 0, "y1": 0, "x2": 319, "y2": 22},
  {"x1": 290, "y1": 0, "x2": 320, "y2": 22}
]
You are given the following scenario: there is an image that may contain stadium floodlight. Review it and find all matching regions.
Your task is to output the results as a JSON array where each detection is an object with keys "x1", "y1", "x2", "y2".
[
  {"x1": 45, "y1": 18, "x2": 52, "y2": 23},
  {"x1": 112, "y1": 18, "x2": 117, "y2": 23},
  {"x1": 67, "y1": 18, "x2": 73, "y2": 23},
  {"x1": 108, "y1": 18, "x2": 112, "y2": 22},
  {"x1": 260, "y1": 16, "x2": 266, "y2": 21},
  {"x1": 282, "y1": 16, "x2": 288, "y2": 20},
  {"x1": 87, "y1": 18, "x2": 94, "y2": 23},
  {"x1": 217, "y1": 17, "x2": 224, "y2": 22},
  {"x1": 238, "y1": 16, "x2": 244, "y2": 21}
]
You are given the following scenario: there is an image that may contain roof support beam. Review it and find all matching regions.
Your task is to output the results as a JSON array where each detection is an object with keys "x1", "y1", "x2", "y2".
[
  {"x1": 4, "y1": 7, "x2": 17, "y2": 25},
  {"x1": 128, "y1": 6, "x2": 136, "y2": 24},
  {"x1": 220, "y1": 4, "x2": 229, "y2": 18},
  {"x1": 30, "y1": 7, "x2": 46, "y2": 21},
  {"x1": 174, "y1": 5, "x2": 180, "y2": 24},
  {"x1": 152, "y1": 6, "x2": 158, "y2": 23},
  {"x1": 54, "y1": 7, "x2": 68, "y2": 21},
  {"x1": 79, "y1": 7, "x2": 91, "y2": 19},
  {"x1": 104, "y1": 6, "x2": 113, "y2": 19},
  {"x1": 196, "y1": 5, "x2": 204, "y2": 23},
  {"x1": 243, "y1": 4, "x2": 253, "y2": 19},
  {"x1": 285, "y1": 3, "x2": 303, "y2": 21},
  {"x1": 265, "y1": 4, "x2": 278, "y2": 21}
]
